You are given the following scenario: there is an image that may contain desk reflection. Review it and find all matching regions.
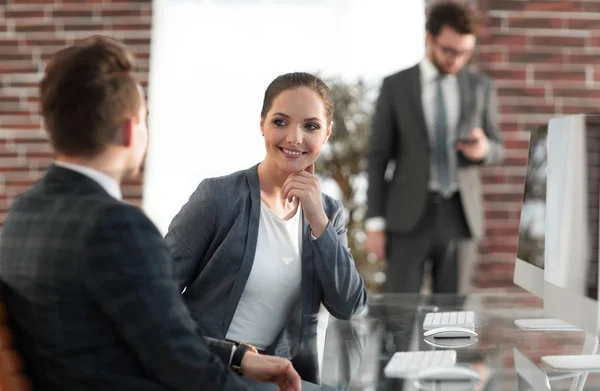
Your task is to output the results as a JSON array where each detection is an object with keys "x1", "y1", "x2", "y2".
[{"x1": 320, "y1": 292, "x2": 600, "y2": 391}]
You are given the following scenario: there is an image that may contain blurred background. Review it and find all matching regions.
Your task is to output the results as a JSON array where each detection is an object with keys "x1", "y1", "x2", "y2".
[{"x1": 1, "y1": 0, "x2": 599, "y2": 293}]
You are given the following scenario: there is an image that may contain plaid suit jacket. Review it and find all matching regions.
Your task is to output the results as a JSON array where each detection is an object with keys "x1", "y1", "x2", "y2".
[{"x1": 0, "y1": 165, "x2": 247, "y2": 391}]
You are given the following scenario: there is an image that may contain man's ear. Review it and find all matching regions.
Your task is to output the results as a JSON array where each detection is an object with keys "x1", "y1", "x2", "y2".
[
  {"x1": 425, "y1": 32, "x2": 433, "y2": 47},
  {"x1": 117, "y1": 117, "x2": 135, "y2": 147}
]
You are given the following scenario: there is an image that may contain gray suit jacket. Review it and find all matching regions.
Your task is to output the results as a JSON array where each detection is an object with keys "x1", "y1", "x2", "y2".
[
  {"x1": 165, "y1": 164, "x2": 368, "y2": 383},
  {"x1": 0, "y1": 165, "x2": 248, "y2": 391},
  {"x1": 366, "y1": 64, "x2": 504, "y2": 238}
]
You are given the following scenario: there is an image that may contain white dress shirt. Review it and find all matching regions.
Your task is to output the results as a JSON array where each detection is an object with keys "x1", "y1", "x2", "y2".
[
  {"x1": 54, "y1": 161, "x2": 123, "y2": 200},
  {"x1": 365, "y1": 58, "x2": 461, "y2": 232}
]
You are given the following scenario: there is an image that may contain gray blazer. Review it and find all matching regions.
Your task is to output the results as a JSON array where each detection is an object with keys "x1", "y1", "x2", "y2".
[
  {"x1": 165, "y1": 164, "x2": 368, "y2": 383},
  {"x1": 366, "y1": 64, "x2": 504, "y2": 238}
]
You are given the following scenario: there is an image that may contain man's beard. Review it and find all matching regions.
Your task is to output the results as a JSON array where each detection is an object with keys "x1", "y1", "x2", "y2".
[{"x1": 431, "y1": 52, "x2": 449, "y2": 75}]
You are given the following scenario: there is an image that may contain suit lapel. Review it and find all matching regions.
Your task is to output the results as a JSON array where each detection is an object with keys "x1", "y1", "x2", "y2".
[
  {"x1": 456, "y1": 70, "x2": 472, "y2": 138},
  {"x1": 409, "y1": 65, "x2": 430, "y2": 145},
  {"x1": 223, "y1": 165, "x2": 261, "y2": 335}
]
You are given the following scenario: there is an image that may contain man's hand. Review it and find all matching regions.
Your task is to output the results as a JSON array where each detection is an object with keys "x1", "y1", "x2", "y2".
[
  {"x1": 365, "y1": 231, "x2": 386, "y2": 262},
  {"x1": 456, "y1": 127, "x2": 489, "y2": 161},
  {"x1": 240, "y1": 352, "x2": 301, "y2": 391}
]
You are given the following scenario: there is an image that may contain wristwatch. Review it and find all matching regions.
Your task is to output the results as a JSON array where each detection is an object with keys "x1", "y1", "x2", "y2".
[{"x1": 231, "y1": 342, "x2": 258, "y2": 375}]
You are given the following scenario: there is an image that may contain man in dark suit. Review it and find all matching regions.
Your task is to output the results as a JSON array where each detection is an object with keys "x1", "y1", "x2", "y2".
[
  {"x1": 365, "y1": 2, "x2": 504, "y2": 294},
  {"x1": 0, "y1": 36, "x2": 300, "y2": 391}
]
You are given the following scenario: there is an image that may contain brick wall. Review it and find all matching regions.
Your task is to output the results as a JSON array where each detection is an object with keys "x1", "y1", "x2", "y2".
[
  {"x1": 0, "y1": 0, "x2": 152, "y2": 226},
  {"x1": 471, "y1": 0, "x2": 600, "y2": 288},
  {"x1": 423, "y1": 0, "x2": 600, "y2": 288},
  {"x1": 3, "y1": 0, "x2": 599, "y2": 291}
]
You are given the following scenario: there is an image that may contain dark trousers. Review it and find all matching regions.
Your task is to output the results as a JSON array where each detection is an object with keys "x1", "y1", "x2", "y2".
[{"x1": 383, "y1": 192, "x2": 471, "y2": 294}]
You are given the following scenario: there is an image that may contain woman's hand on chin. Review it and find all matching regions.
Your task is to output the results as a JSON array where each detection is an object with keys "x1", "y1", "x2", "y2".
[{"x1": 282, "y1": 164, "x2": 329, "y2": 238}]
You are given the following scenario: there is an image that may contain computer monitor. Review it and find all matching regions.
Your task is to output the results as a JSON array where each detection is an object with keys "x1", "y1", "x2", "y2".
[
  {"x1": 542, "y1": 114, "x2": 600, "y2": 371},
  {"x1": 513, "y1": 124, "x2": 548, "y2": 298}
]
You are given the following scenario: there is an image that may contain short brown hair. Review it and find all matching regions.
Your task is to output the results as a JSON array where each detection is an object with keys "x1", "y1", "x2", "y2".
[
  {"x1": 40, "y1": 35, "x2": 142, "y2": 157},
  {"x1": 426, "y1": 1, "x2": 477, "y2": 37},
  {"x1": 261, "y1": 72, "x2": 335, "y2": 123}
]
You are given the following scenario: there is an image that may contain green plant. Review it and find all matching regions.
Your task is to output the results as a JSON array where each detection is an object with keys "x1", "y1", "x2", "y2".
[{"x1": 316, "y1": 78, "x2": 383, "y2": 292}]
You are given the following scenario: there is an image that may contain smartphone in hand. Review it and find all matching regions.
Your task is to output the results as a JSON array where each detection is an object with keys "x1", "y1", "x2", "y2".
[{"x1": 456, "y1": 138, "x2": 478, "y2": 145}]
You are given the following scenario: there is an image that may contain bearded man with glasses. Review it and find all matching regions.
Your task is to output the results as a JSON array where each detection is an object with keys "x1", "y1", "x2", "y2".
[{"x1": 366, "y1": 1, "x2": 505, "y2": 295}]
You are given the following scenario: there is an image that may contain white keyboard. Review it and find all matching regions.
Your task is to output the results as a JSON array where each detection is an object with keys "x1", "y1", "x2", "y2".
[
  {"x1": 383, "y1": 350, "x2": 457, "y2": 378},
  {"x1": 423, "y1": 311, "x2": 475, "y2": 331}
]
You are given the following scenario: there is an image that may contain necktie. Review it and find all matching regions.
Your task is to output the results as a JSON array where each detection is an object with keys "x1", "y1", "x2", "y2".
[{"x1": 435, "y1": 77, "x2": 451, "y2": 196}]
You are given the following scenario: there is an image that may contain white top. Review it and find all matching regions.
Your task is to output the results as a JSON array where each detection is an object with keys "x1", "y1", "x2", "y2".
[
  {"x1": 226, "y1": 201, "x2": 303, "y2": 350},
  {"x1": 365, "y1": 58, "x2": 460, "y2": 232},
  {"x1": 54, "y1": 161, "x2": 122, "y2": 200}
]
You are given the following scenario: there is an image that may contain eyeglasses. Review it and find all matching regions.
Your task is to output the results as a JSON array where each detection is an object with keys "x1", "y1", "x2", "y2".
[{"x1": 435, "y1": 41, "x2": 472, "y2": 59}]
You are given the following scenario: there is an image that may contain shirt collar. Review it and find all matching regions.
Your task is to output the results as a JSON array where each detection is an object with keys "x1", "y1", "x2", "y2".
[
  {"x1": 54, "y1": 161, "x2": 123, "y2": 200},
  {"x1": 419, "y1": 57, "x2": 440, "y2": 84},
  {"x1": 419, "y1": 57, "x2": 456, "y2": 83}
]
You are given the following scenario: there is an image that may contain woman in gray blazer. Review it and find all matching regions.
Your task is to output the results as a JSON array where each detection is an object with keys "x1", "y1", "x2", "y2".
[{"x1": 165, "y1": 72, "x2": 368, "y2": 383}]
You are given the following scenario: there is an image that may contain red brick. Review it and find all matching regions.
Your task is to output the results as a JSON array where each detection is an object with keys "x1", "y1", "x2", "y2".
[
  {"x1": 0, "y1": 52, "x2": 33, "y2": 61},
  {"x1": 24, "y1": 38, "x2": 69, "y2": 47},
  {"x1": 567, "y1": 53, "x2": 600, "y2": 65},
  {"x1": 487, "y1": 16, "x2": 504, "y2": 29},
  {"x1": 488, "y1": 0, "x2": 530, "y2": 11},
  {"x1": 555, "y1": 89, "x2": 600, "y2": 99},
  {"x1": 0, "y1": 39, "x2": 21, "y2": 48},
  {"x1": 527, "y1": 1, "x2": 584, "y2": 12},
  {"x1": 122, "y1": 38, "x2": 150, "y2": 45},
  {"x1": 52, "y1": 9, "x2": 96, "y2": 18},
  {"x1": 60, "y1": 0, "x2": 103, "y2": 3},
  {"x1": 484, "y1": 68, "x2": 527, "y2": 81},
  {"x1": 583, "y1": 2, "x2": 600, "y2": 12},
  {"x1": 63, "y1": 23, "x2": 106, "y2": 32},
  {"x1": 498, "y1": 87, "x2": 546, "y2": 98},
  {"x1": 110, "y1": 0, "x2": 151, "y2": 3},
  {"x1": 14, "y1": 23, "x2": 57, "y2": 33},
  {"x1": 589, "y1": 35, "x2": 600, "y2": 48},
  {"x1": 567, "y1": 18, "x2": 600, "y2": 30},
  {"x1": 0, "y1": 0, "x2": 151, "y2": 231},
  {"x1": 0, "y1": 63, "x2": 38, "y2": 74},
  {"x1": 112, "y1": 23, "x2": 152, "y2": 31},
  {"x1": 4, "y1": 10, "x2": 46, "y2": 18},
  {"x1": 100, "y1": 8, "x2": 146, "y2": 17},
  {"x1": 497, "y1": 122, "x2": 522, "y2": 132},
  {"x1": 535, "y1": 69, "x2": 586, "y2": 82},
  {"x1": 561, "y1": 106, "x2": 599, "y2": 115},
  {"x1": 508, "y1": 51, "x2": 564, "y2": 64},
  {"x1": 11, "y1": 0, "x2": 55, "y2": 3},
  {"x1": 479, "y1": 33, "x2": 527, "y2": 47},
  {"x1": 530, "y1": 35, "x2": 586, "y2": 48},
  {"x1": 503, "y1": 139, "x2": 530, "y2": 150},
  {"x1": 475, "y1": 49, "x2": 504, "y2": 63},
  {"x1": 499, "y1": 103, "x2": 557, "y2": 115},
  {"x1": 508, "y1": 16, "x2": 562, "y2": 29}
]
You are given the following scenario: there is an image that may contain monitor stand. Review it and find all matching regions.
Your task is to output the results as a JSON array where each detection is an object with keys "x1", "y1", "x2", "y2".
[
  {"x1": 541, "y1": 333, "x2": 598, "y2": 389},
  {"x1": 515, "y1": 318, "x2": 580, "y2": 331}
]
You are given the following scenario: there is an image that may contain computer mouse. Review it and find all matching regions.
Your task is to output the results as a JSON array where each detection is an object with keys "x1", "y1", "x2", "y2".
[
  {"x1": 424, "y1": 337, "x2": 478, "y2": 349},
  {"x1": 416, "y1": 366, "x2": 481, "y2": 381},
  {"x1": 423, "y1": 326, "x2": 478, "y2": 339}
]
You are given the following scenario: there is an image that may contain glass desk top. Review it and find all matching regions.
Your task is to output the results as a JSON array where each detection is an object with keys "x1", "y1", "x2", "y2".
[{"x1": 320, "y1": 291, "x2": 600, "y2": 391}]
